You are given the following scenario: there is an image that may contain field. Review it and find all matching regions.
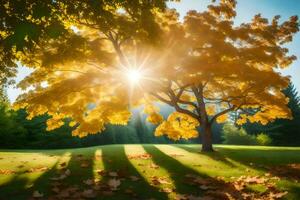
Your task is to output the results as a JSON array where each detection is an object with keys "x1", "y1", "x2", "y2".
[{"x1": 0, "y1": 145, "x2": 299, "y2": 200}]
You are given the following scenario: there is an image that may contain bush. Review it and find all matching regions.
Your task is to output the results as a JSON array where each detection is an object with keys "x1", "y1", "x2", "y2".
[
  {"x1": 222, "y1": 123, "x2": 257, "y2": 145},
  {"x1": 256, "y1": 133, "x2": 272, "y2": 146}
]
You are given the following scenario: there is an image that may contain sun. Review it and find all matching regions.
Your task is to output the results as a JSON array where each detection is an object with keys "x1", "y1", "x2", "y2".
[{"x1": 126, "y1": 69, "x2": 142, "y2": 84}]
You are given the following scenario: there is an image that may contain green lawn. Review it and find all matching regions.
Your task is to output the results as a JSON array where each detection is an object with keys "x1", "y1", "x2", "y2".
[{"x1": 0, "y1": 145, "x2": 299, "y2": 199}]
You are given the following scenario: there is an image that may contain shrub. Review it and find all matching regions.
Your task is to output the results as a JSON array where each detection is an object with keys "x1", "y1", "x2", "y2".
[
  {"x1": 222, "y1": 123, "x2": 257, "y2": 145},
  {"x1": 256, "y1": 133, "x2": 272, "y2": 146}
]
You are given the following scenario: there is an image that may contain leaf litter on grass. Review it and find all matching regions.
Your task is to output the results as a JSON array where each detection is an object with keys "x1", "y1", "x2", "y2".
[
  {"x1": 177, "y1": 173, "x2": 289, "y2": 200},
  {"x1": 24, "y1": 154, "x2": 293, "y2": 200}
]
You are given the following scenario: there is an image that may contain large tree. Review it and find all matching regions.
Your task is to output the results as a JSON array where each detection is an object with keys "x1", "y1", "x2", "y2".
[{"x1": 9, "y1": 0, "x2": 299, "y2": 151}]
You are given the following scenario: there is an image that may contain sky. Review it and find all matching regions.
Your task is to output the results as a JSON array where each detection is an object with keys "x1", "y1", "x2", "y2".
[{"x1": 7, "y1": 0, "x2": 300, "y2": 102}]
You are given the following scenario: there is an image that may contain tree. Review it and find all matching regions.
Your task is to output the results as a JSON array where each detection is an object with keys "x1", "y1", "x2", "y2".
[
  {"x1": 8, "y1": 0, "x2": 299, "y2": 151},
  {"x1": 222, "y1": 123, "x2": 257, "y2": 145},
  {"x1": 0, "y1": 90, "x2": 28, "y2": 148},
  {"x1": 133, "y1": 113, "x2": 148, "y2": 143}
]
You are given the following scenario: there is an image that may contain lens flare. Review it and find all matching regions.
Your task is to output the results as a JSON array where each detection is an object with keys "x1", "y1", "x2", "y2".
[{"x1": 127, "y1": 69, "x2": 142, "y2": 84}]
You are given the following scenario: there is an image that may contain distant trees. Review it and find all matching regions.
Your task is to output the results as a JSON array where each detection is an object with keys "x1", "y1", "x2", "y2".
[
  {"x1": 0, "y1": 92, "x2": 27, "y2": 148},
  {"x1": 222, "y1": 123, "x2": 258, "y2": 145},
  {"x1": 222, "y1": 123, "x2": 272, "y2": 146}
]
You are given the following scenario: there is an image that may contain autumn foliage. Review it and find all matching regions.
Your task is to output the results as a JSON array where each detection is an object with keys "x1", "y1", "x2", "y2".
[{"x1": 1, "y1": 0, "x2": 299, "y2": 151}]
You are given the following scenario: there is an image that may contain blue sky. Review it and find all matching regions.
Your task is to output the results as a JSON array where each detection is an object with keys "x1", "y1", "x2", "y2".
[{"x1": 7, "y1": 0, "x2": 300, "y2": 102}]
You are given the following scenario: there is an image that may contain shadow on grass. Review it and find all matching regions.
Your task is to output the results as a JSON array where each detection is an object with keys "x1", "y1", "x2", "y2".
[
  {"x1": 177, "y1": 144, "x2": 300, "y2": 197},
  {"x1": 0, "y1": 159, "x2": 61, "y2": 199},
  {"x1": 214, "y1": 146, "x2": 300, "y2": 181},
  {"x1": 100, "y1": 145, "x2": 168, "y2": 200},
  {"x1": 176, "y1": 145, "x2": 237, "y2": 168},
  {"x1": 143, "y1": 145, "x2": 243, "y2": 198},
  {"x1": 177, "y1": 144, "x2": 300, "y2": 167},
  {"x1": 216, "y1": 147, "x2": 300, "y2": 165},
  {"x1": 0, "y1": 149, "x2": 96, "y2": 200}
]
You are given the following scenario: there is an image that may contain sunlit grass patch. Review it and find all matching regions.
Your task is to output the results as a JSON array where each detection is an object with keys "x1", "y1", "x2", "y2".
[{"x1": 0, "y1": 144, "x2": 299, "y2": 199}]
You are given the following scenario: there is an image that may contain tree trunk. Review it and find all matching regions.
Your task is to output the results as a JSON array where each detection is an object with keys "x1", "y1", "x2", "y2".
[{"x1": 201, "y1": 123, "x2": 214, "y2": 152}]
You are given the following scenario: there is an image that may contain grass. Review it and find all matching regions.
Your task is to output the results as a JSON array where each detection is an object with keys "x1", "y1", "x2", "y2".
[{"x1": 0, "y1": 144, "x2": 299, "y2": 199}]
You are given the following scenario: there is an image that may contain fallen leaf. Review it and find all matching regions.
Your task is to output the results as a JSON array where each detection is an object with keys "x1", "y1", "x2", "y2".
[
  {"x1": 128, "y1": 153, "x2": 152, "y2": 160},
  {"x1": 149, "y1": 163, "x2": 159, "y2": 169},
  {"x1": 64, "y1": 169, "x2": 71, "y2": 176},
  {"x1": 108, "y1": 171, "x2": 118, "y2": 177},
  {"x1": 151, "y1": 176, "x2": 171, "y2": 185},
  {"x1": 50, "y1": 169, "x2": 70, "y2": 181},
  {"x1": 199, "y1": 185, "x2": 212, "y2": 190},
  {"x1": 80, "y1": 162, "x2": 89, "y2": 168},
  {"x1": 26, "y1": 166, "x2": 48, "y2": 173},
  {"x1": 129, "y1": 175, "x2": 140, "y2": 181},
  {"x1": 243, "y1": 176, "x2": 267, "y2": 184},
  {"x1": 83, "y1": 179, "x2": 94, "y2": 186},
  {"x1": 264, "y1": 173, "x2": 271, "y2": 177},
  {"x1": 162, "y1": 188, "x2": 173, "y2": 193},
  {"x1": 96, "y1": 169, "x2": 107, "y2": 176},
  {"x1": 82, "y1": 189, "x2": 97, "y2": 198},
  {"x1": 60, "y1": 162, "x2": 67, "y2": 167},
  {"x1": 270, "y1": 191, "x2": 288, "y2": 199},
  {"x1": 33, "y1": 191, "x2": 44, "y2": 198},
  {"x1": 108, "y1": 179, "x2": 121, "y2": 190},
  {"x1": 0, "y1": 169, "x2": 16, "y2": 175}
]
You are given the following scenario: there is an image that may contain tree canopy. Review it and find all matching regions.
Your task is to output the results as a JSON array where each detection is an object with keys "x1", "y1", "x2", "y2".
[
  {"x1": 2, "y1": 0, "x2": 299, "y2": 151},
  {"x1": 243, "y1": 83, "x2": 300, "y2": 146}
]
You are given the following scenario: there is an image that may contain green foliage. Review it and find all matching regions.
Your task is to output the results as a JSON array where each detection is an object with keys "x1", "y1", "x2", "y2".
[
  {"x1": 0, "y1": 98, "x2": 27, "y2": 148},
  {"x1": 222, "y1": 123, "x2": 257, "y2": 145},
  {"x1": 222, "y1": 124, "x2": 273, "y2": 146},
  {"x1": 256, "y1": 133, "x2": 272, "y2": 146}
]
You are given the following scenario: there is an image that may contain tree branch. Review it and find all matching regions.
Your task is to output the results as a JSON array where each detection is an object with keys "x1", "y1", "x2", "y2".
[
  {"x1": 210, "y1": 106, "x2": 236, "y2": 124},
  {"x1": 150, "y1": 92, "x2": 172, "y2": 105}
]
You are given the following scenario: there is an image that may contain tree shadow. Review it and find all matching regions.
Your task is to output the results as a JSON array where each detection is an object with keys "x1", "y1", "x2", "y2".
[
  {"x1": 100, "y1": 145, "x2": 169, "y2": 200},
  {"x1": 0, "y1": 149, "x2": 96, "y2": 199},
  {"x1": 216, "y1": 147, "x2": 300, "y2": 179},
  {"x1": 176, "y1": 144, "x2": 237, "y2": 168},
  {"x1": 143, "y1": 145, "x2": 243, "y2": 199},
  {"x1": 0, "y1": 173, "x2": 34, "y2": 199},
  {"x1": 177, "y1": 145, "x2": 300, "y2": 198},
  {"x1": 0, "y1": 159, "x2": 60, "y2": 199},
  {"x1": 216, "y1": 147, "x2": 300, "y2": 165}
]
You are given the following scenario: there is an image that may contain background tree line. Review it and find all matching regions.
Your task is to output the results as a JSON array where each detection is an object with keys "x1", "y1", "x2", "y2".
[{"x1": 0, "y1": 83, "x2": 299, "y2": 149}]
